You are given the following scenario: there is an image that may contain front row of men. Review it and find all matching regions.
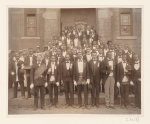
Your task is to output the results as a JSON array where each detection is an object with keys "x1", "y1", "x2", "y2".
[{"x1": 10, "y1": 50, "x2": 141, "y2": 110}]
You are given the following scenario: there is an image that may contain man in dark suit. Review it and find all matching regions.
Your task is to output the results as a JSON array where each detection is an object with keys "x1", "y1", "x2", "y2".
[
  {"x1": 103, "y1": 52, "x2": 116, "y2": 108},
  {"x1": 47, "y1": 55, "x2": 60, "y2": 107},
  {"x1": 10, "y1": 53, "x2": 25, "y2": 98},
  {"x1": 24, "y1": 48, "x2": 37, "y2": 98},
  {"x1": 61, "y1": 54, "x2": 74, "y2": 106},
  {"x1": 132, "y1": 54, "x2": 141, "y2": 109},
  {"x1": 30, "y1": 60, "x2": 47, "y2": 110},
  {"x1": 117, "y1": 54, "x2": 132, "y2": 108},
  {"x1": 89, "y1": 50, "x2": 102, "y2": 107},
  {"x1": 73, "y1": 51, "x2": 90, "y2": 108}
]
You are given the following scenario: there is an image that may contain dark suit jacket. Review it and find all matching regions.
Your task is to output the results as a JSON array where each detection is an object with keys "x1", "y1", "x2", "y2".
[
  {"x1": 10, "y1": 60, "x2": 24, "y2": 82},
  {"x1": 88, "y1": 60, "x2": 102, "y2": 83},
  {"x1": 117, "y1": 62, "x2": 132, "y2": 84},
  {"x1": 102, "y1": 58, "x2": 117, "y2": 81},
  {"x1": 73, "y1": 60, "x2": 90, "y2": 82},
  {"x1": 47, "y1": 61, "x2": 60, "y2": 83},
  {"x1": 132, "y1": 62, "x2": 141, "y2": 82},
  {"x1": 61, "y1": 61, "x2": 74, "y2": 81}
]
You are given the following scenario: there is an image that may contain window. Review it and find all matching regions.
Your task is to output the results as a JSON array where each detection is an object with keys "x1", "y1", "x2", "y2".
[
  {"x1": 24, "y1": 9, "x2": 37, "y2": 37},
  {"x1": 120, "y1": 13, "x2": 132, "y2": 36}
]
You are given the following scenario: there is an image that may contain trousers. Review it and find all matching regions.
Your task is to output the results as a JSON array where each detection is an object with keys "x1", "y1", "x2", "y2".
[
  {"x1": 64, "y1": 78, "x2": 74, "y2": 105},
  {"x1": 34, "y1": 85, "x2": 45, "y2": 108},
  {"x1": 48, "y1": 83, "x2": 58, "y2": 105},
  {"x1": 77, "y1": 84, "x2": 88, "y2": 106},
  {"x1": 14, "y1": 80, "x2": 25, "y2": 98},
  {"x1": 104, "y1": 76, "x2": 115, "y2": 106}
]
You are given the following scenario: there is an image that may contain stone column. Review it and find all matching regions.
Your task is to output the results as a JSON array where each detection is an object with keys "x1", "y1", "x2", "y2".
[
  {"x1": 43, "y1": 8, "x2": 60, "y2": 44},
  {"x1": 132, "y1": 8, "x2": 141, "y2": 56},
  {"x1": 112, "y1": 8, "x2": 120, "y2": 43},
  {"x1": 96, "y1": 8, "x2": 113, "y2": 43}
]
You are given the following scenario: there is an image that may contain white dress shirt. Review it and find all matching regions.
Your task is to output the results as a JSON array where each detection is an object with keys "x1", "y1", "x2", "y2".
[
  {"x1": 108, "y1": 60, "x2": 114, "y2": 76},
  {"x1": 74, "y1": 38, "x2": 78, "y2": 47},
  {"x1": 29, "y1": 56, "x2": 33, "y2": 66},
  {"x1": 78, "y1": 60, "x2": 83, "y2": 73},
  {"x1": 122, "y1": 62, "x2": 128, "y2": 82},
  {"x1": 134, "y1": 61, "x2": 140, "y2": 70},
  {"x1": 15, "y1": 61, "x2": 19, "y2": 81},
  {"x1": 45, "y1": 59, "x2": 49, "y2": 67},
  {"x1": 66, "y1": 62, "x2": 70, "y2": 70}
]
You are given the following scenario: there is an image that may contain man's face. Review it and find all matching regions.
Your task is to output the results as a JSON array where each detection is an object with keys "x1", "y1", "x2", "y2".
[
  {"x1": 78, "y1": 53, "x2": 82, "y2": 59},
  {"x1": 134, "y1": 55, "x2": 139, "y2": 61},
  {"x1": 16, "y1": 55, "x2": 19, "y2": 60},
  {"x1": 29, "y1": 50, "x2": 33, "y2": 56},
  {"x1": 107, "y1": 53, "x2": 112, "y2": 59},
  {"x1": 65, "y1": 54, "x2": 70, "y2": 61},
  {"x1": 122, "y1": 55, "x2": 127, "y2": 61},
  {"x1": 92, "y1": 53, "x2": 97, "y2": 61},
  {"x1": 51, "y1": 56, "x2": 55, "y2": 62}
]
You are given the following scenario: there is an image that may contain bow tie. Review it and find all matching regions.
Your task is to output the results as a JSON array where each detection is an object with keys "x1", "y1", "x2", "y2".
[
  {"x1": 66, "y1": 61, "x2": 70, "y2": 63},
  {"x1": 122, "y1": 61, "x2": 126, "y2": 63},
  {"x1": 78, "y1": 59, "x2": 83, "y2": 62}
]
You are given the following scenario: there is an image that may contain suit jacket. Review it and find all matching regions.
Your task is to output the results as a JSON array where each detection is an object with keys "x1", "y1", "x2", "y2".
[
  {"x1": 61, "y1": 61, "x2": 74, "y2": 81},
  {"x1": 132, "y1": 62, "x2": 141, "y2": 83},
  {"x1": 24, "y1": 55, "x2": 37, "y2": 73},
  {"x1": 47, "y1": 61, "x2": 60, "y2": 83},
  {"x1": 117, "y1": 62, "x2": 132, "y2": 84},
  {"x1": 10, "y1": 60, "x2": 24, "y2": 82},
  {"x1": 73, "y1": 60, "x2": 90, "y2": 83},
  {"x1": 102, "y1": 58, "x2": 117, "y2": 81},
  {"x1": 89, "y1": 60, "x2": 102, "y2": 83}
]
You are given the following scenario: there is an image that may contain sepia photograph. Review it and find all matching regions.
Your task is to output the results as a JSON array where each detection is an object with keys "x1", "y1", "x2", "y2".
[{"x1": 8, "y1": 8, "x2": 142, "y2": 115}]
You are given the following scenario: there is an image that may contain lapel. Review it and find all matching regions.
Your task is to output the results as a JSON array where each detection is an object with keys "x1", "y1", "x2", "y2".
[
  {"x1": 121, "y1": 62, "x2": 125, "y2": 74},
  {"x1": 83, "y1": 61, "x2": 86, "y2": 72}
]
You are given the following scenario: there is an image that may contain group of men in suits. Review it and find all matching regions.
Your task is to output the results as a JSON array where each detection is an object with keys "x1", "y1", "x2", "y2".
[{"x1": 9, "y1": 25, "x2": 141, "y2": 110}]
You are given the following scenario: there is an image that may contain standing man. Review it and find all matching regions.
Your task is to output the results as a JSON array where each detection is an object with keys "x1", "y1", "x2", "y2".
[
  {"x1": 73, "y1": 51, "x2": 90, "y2": 108},
  {"x1": 103, "y1": 52, "x2": 116, "y2": 108},
  {"x1": 24, "y1": 48, "x2": 37, "y2": 98},
  {"x1": 61, "y1": 54, "x2": 74, "y2": 107},
  {"x1": 117, "y1": 54, "x2": 132, "y2": 108},
  {"x1": 30, "y1": 60, "x2": 47, "y2": 110},
  {"x1": 89, "y1": 51, "x2": 102, "y2": 107},
  {"x1": 132, "y1": 54, "x2": 141, "y2": 109},
  {"x1": 47, "y1": 55, "x2": 60, "y2": 107},
  {"x1": 10, "y1": 53, "x2": 25, "y2": 98}
]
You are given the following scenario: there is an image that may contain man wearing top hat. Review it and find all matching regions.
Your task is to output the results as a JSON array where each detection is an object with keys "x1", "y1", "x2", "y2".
[{"x1": 73, "y1": 50, "x2": 90, "y2": 108}]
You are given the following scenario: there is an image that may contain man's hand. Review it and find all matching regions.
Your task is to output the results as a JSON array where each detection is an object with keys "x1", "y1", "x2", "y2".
[
  {"x1": 11, "y1": 72, "x2": 15, "y2": 75},
  {"x1": 117, "y1": 82, "x2": 120, "y2": 88},
  {"x1": 56, "y1": 82, "x2": 59, "y2": 86},
  {"x1": 45, "y1": 82, "x2": 48, "y2": 87},
  {"x1": 86, "y1": 79, "x2": 90, "y2": 84},
  {"x1": 138, "y1": 78, "x2": 141, "y2": 82},
  {"x1": 130, "y1": 81, "x2": 134, "y2": 86},
  {"x1": 61, "y1": 80, "x2": 63, "y2": 84},
  {"x1": 100, "y1": 79, "x2": 102, "y2": 85},
  {"x1": 30, "y1": 83, "x2": 34, "y2": 89},
  {"x1": 48, "y1": 68, "x2": 51, "y2": 73},
  {"x1": 74, "y1": 80, "x2": 77, "y2": 86}
]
